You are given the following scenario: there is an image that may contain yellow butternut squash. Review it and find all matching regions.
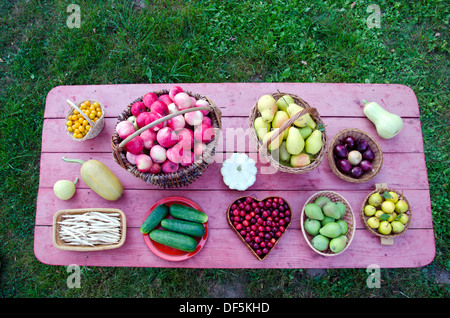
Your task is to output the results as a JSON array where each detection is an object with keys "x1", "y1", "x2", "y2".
[{"x1": 62, "y1": 157, "x2": 123, "y2": 201}]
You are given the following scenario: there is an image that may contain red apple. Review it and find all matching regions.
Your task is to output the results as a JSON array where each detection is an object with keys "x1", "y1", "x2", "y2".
[
  {"x1": 130, "y1": 101, "x2": 146, "y2": 117},
  {"x1": 180, "y1": 150, "x2": 195, "y2": 167},
  {"x1": 184, "y1": 110, "x2": 203, "y2": 126},
  {"x1": 167, "y1": 102, "x2": 178, "y2": 114},
  {"x1": 142, "y1": 92, "x2": 158, "y2": 108},
  {"x1": 194, "y1": 123, "x2": 215, "y2": 143},
  {"x1": 136, "y1": 112, "x2": 152, "y2": 128},
  {"x1": 176, "y1": 128, "x2": 194, "y2": 150},
  {"x1": 167, "y1": 114, "x2": 185, "y2": 131},
  {"x1": 195, "y1": 99, "x2": 210, "y2": 115},
  {"x1": 202, "y1": 116, "x2": 212, "y2": 126},
  {"x1": 149, "y1": 162, "x2": 161, "y2": 174},
  {"x1": 150, "y1": 145, "x2": 167, "y2": 163},
  {"x1": 161, "y1": 159, "x2": 179, "y2": 174},
  {"x1": 173, "y1": 92, "x2": 193, "y2": 110},
  {"x1": 166, "y1": 144, "x2": 184, "y2": 164},
  {"x1": 126, "y1": 151, "x2": 138, "y2": 165},
  {"x1": 140, "y1": 129, "x2": 157, "y2": 149},
  {"x1": 194, "y1": 142, "x2": 207, "y2": 158},
  {"x1": 144, "y1": 111, "x2": 164, "y2": 131},
  {"x1": 116, "y1": 120, "x2": 136, "y2": 139},
  {"x1": 158, "y1": 94, "x2": 172, "y2": 106},
  {"x1": 125, "y1": 136, "x2": 144, "y2": 154},
  {"x1": 150, "y1": 100, "x2": 169, "y2": 116},
  {"x1": 135, "y1": 154, "x2": 153, "y2": 172},
  {"x1": 156, "y1": 127, "x2": 178, "y2": 148},
  {"x1": 169, "y1": 86, "x2": 184, "y2": 100}
]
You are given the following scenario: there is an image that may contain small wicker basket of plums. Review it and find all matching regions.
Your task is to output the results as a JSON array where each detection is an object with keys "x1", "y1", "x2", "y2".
[{"x1": 328, "y1": 128, "x2": 383, "y2": 183}]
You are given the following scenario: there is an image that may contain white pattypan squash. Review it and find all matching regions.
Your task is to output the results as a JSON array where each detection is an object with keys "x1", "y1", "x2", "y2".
[{"x1": 220, "y1": 153, "x2": 257, "y2": 191}]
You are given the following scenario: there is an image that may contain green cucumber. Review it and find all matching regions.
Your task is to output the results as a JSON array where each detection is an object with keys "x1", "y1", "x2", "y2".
[
  {"x1": 149, "y1": 230, "x2": 198, "y2": 252},
  {"x1": 161, "y1": 218, "x2": 206, "y2": 238},
  {"x1": 169, "y1": 204, "x2": 208, "y2": 223},
  {"x1": 140, "y1": 204, "x2": 169, "y2": 234}
]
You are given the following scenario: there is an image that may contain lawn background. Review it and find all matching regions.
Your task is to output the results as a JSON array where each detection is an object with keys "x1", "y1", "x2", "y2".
[{"x1": 0, "y1": 0, "x2": 448, "y2": 298}]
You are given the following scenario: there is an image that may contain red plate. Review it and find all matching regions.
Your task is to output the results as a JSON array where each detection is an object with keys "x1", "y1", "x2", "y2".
[{"x1": 143, "y1": 196, "x2": 208, "y2": 261}]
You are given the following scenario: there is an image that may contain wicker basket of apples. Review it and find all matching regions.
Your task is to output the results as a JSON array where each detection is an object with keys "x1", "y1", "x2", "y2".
[{"x1": 111, "y1": 86, "x2": 222, "y2": 188}]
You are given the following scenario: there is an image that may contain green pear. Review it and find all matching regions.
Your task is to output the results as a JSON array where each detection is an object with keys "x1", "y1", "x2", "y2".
[
  {"x1": 391, "y1": 220, "x2": 405, "y2": 233},
  {"x1": 304, "y1": 203, "x2": 324, "y2": 220},
  {"x1": 314, "y1": 196, "x2": 331, "y2": 209},
  {"x1": 304, "y1": 114, "x2": 317, "y2": 129},
  {"x1": 290, "y1": 153, "x2": 310, "y2": 168},
  {"x1": 336, "y1": 201, "x2": 347, "y2": 218},
  {"x1": 319, "y1": 222, "x2": 342, "y2": 238},
  {"x1": 322, "y1": 202, "x2": 341, "y2": 219},
  {"x1": 276, "y1": 95, "x2": 294, "y2": 112},
  {"x1": 257, "y1": 95, "x2": 277, "y2": 122},
  {"x1": 278, "y1": 141, "x2": 291, "y2": 162},
  {"x1": 254, "y1": 116, "x2": 270, "y2": 140},
  {"x1": 286, "y1": 103, "x2": 309, "y2": 127},
  {"x1": 304, "y1": 218, "x2": 321, "y2": 236},
  {"x1": 321, "y1": 216, "x2": 335, "y2": 227},
  {"x1": 378, "y1": 220, "x2": 392, "y2": 235},
  {"x1": 398, "y1": 213, "x2": 409, "y2": 225},
  {"x1": 336, "y1": 219, "x2": 348, "y2": 235},
  {"x1": 262, "y1": 129, "x2": 283, "y2": 151},
  {"x1": 312, "y1": 234, "x2": 330, "y2": 252},
  {"x1": 329, "y1": 235, "x2": 347, "y2": 253},
  {"x1": 305, "y1": 129, "x2": 323, "y2": 155},
  {"x1": 285, "y1": 126, "x2": 304, "y2": 155},
  {"x1": 298, "y1": 126, "x2": 313, "y2": 139}
]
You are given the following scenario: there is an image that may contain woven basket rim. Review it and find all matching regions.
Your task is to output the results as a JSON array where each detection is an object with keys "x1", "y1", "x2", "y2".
[
  {"x1": 111, "y1": 89, "x2": 222, "y2": 188},
  {"x1": 65, "y1": 98, "x2": 106, "y2": 142},
  {"x1": 248, "y1": 92, "x2": 327, "y2": 174},
  {"x1": 328, "y1": 128, "x2": 383, "y2": 183},
  {"x1": 226, "y1": 195, "x2": 293, "y2": 261},
  {"x1": 300, "y1": 191, "x2": 356, "y2": 257},
  {"x1": 52, "y1": 208, "x2": 127, "y2": 251},
  {"x1": 360, "y1": 185, "x2": 412, "y2": 239}
]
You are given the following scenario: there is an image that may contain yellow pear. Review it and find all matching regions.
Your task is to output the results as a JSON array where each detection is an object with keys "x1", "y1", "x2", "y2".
[
  {"x1": 290, "y1": 153, "x2": 310, "y2": 167},
  {"x1": 262, "y1": 129, "x2": 283, "y2": 151},
  {"x1": 257, "y1": 95, "x2": 277, "y2": 122},
  {"x1": 276, "y1": 95, "x2": 295, "y2": 112},
  {"x1": 286, "y1": 103, "x2": 316, "y2": 129},
  {"x1": 271, "y1": 111, "x2": 290, "y2": 139},
  {"x1": 285, "y1": 127, "x2": 304, "y2": 155},
  {"x1": 254, "y1": 116, "x2": 271, "y2": 140},
  {"x1": 305, "y1": 129, "x2": 323, "y2": 155}
]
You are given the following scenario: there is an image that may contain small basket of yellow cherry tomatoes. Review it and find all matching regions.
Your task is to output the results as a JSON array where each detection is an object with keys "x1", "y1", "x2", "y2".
[{"x1": 65, "y1": 99, "x2": 105, "y2": 141}]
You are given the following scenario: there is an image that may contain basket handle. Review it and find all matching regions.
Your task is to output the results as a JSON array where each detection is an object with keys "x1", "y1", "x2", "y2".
[
  {"x1": 260, "y1": 105, "x2": 317, "y2": 154},
  {"x1": 66, "y1": 99, "x2": 96, "y2": 127},
  {"x1": 117, "y1": 106, "x2": 212, "y2": 150}
]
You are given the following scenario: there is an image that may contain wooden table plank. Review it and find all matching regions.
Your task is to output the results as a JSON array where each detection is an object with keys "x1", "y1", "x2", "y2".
[
  {"x1": 41, "y1": 117, "x2": 425, "y2": 154},
  {"x1": 38, "y1": 152, "x2": 430, "y2": 191},
  {"x1": 44, "y1": 83, "x2": 420, "y2": 118},
  {"x1": 35, "y1": 83, "x2": 434, "y2": 268},
  {"x1": 33, "y1": 226, "x2": 435, "y2": 268},
  {"x1": 35, "y1": 188, "x2": 433, "y2": 229}
]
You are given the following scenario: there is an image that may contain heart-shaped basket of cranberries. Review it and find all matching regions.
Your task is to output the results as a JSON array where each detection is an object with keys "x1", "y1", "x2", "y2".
[
  {"x1": 226, "y1": 196, "x2": 292, "y2": 260},
  {"x1": 328, "y1": 128, "x2": 383, "y2": 183}
]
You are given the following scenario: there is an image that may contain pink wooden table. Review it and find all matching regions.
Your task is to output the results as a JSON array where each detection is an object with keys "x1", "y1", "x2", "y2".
[{"x1": 34, "y1": 83, "x2": 435, "y2": 268}]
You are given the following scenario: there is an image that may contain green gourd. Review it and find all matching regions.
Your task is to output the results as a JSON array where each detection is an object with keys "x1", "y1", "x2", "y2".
[{"x1": 363, "y1": 100, "x2": 404, "y2": 139}]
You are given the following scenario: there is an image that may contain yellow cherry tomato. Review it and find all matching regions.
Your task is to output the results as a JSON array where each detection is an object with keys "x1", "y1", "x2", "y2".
[
  {"x1": 86, "y1": 125, "x2": 91, "y2": 131},
  {"x1": 66, "y1": 120, "x2": 73, "y2": 126},
  {"x1": 82, "y1": 120, "x2": 88, "y2": 126},
  {"x1": 84, "y1": 100, "x2": 91, "y2": 106},
  {"x1": 67, "y1": 127, "x2": 74, "y2": 132},
  {"x1": 79, "y1": 126, "x2": 85, "y2": 132}
]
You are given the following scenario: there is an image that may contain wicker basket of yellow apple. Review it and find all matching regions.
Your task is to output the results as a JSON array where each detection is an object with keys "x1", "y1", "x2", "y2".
[
  {"x1": 249, "y1": 92, "x2": 327, "y2": 174},
  {"x1": 360, "y1": 183, "x2": 412, "y2": 245}
]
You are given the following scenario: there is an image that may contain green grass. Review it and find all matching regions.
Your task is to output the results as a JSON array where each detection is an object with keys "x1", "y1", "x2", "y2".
[{"x1": 0, "y1": 0, "x2": 448, "y2": 298}]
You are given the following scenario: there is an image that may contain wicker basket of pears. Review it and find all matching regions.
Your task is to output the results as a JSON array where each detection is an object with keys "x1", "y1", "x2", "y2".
[
  {"x1": 361, "y1": 183, "x2": 412, "y2": 245},
  {"x1": 249, "y1": 92, "x2": 327, "y2": 173}
]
